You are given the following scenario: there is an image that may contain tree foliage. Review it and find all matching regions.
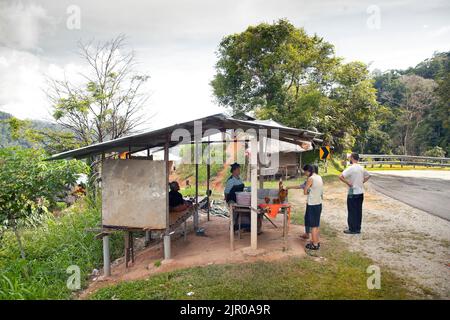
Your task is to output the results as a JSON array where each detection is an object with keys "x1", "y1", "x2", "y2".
[
  {"x1": 3, "y1": 116, "x2": 81, "y2": 154},
  {"x1": 212, "y1": 20, "x2": 449, "y2": 156},
  {"x1": 0, "y1": 147, "x2": 88, "y2": 259},
  {"x1": 211, "y1": 19, "x2": 379, "y2": 152},
  {"x1": 373, "y1": 52, "x2": 449, "y2": 155}
]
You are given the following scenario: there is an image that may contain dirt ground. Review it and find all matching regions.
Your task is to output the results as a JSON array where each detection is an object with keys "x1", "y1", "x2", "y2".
[
  {"x1": 288, "y1": 180, "x2": 450, "y2": 298},
  {"x1": 80, "y1": 212, "x2": 307, "y2": 299},
  {"x1": 81, "y1": 176, "x2": 449, "y2": 299}
]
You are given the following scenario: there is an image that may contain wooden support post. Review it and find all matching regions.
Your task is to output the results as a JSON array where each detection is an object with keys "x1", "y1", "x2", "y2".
[
  {"x1": 164, "y1": 136, "x2": 171, "y2": 260},
  {"x1": 299, "y1": 152, "x2": 303, "y2": 177},
  {"x1": 250, "y1": 135, "x2": 258, "y2": 250},
  {"x1": 229, "y1": 205, "x2": 234, "y2": 251},
  {"x1": 207, "y1": 163, "x2": 211, "y2": 221},
  {"x1": 233, "y1": 132, "x2": 238, "y2": 163},
  {"x1": 259, "y1": 137, "x2": 264, "y2": 189},
  {"x1": 124, "y1": 231, "x2": 134, "y2": 268},
  {"x1": 222, "y1": 131, "x2": 227, "y2": 165},
  {"x1": 124, "y1": 231, "x2": 130, "y2": 268},
  {"x1": 194, "y1": 141, "x2": 199, "y2": 231},
  {"x1": 164, "y1": 235, "x2": 171, "y2": 260},
  {"x1": 103, "y1": 235, "x2": 111, "y2": 277},
  {"x1": 145, "y1": 231, "x2": 151, "y2": 246},
  {"x1": 207, "y1": 137, "x2": 211, "y2": 221}
]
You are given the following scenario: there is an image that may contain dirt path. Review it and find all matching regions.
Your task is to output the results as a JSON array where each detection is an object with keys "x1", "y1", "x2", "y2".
[{"x1": 289, "y1": 181, "x2": 450, "y2": 298}]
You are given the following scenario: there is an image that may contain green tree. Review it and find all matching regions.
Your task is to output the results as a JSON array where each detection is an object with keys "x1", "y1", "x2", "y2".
[
  {"x1": 431, "y1": 52, "x2": 450, "y2": 154},
  {"x1": 211, "y1": 19, "x2": 338, "y2": 115},
  {"x1": 211, "y1": 20, "x2": 379, "y2": 152},
  {"x1": 373, "y1": 52, "x2": 449, "y2": 155},
  {"x1": 4, "y1": 117, "x2": 81, "y2": 154},
  {"x1": 0, "y1": 147, "x2": 88, "y2": 260},
  {"x1": 396, "y1": 75, "x2": 437, "y2": 155}
]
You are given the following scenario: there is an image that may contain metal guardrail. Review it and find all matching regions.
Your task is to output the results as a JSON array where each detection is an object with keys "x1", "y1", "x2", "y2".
[{"x1": 359, "y1": 154, "x2": 450, "y2": 168}]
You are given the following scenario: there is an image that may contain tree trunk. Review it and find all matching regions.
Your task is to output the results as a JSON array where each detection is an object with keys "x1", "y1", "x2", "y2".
[{"x1": 403, "y1": 128, "x2": 409, "y2": 155}]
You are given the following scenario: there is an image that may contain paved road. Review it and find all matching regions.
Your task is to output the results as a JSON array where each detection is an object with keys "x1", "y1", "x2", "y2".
[{"x1": 369, "y1": 171, "x2": 450, "y2": 221}]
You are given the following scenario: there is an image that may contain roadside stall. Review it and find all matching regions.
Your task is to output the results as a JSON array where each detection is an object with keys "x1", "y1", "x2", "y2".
[{"x1": 49, "y1": 113, "x2": 322, "y2": 276}]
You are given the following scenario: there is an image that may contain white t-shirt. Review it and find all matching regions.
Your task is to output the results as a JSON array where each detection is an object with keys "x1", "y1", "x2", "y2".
[
  {"x1": 342, "y1": 164, "x2": 370, "y2": 195},
  {"x1": 307, "y1": 174, "x2": 323, "y2": 205}
]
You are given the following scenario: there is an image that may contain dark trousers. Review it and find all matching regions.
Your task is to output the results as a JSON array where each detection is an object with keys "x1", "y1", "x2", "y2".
[{"x1": 347, "y1": 194, "x2": 364, "y2": 232}]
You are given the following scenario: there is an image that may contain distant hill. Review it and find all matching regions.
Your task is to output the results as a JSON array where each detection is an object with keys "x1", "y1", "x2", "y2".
[{"x1": 0, "y1": 110, "x2": 60, "y2": 148}]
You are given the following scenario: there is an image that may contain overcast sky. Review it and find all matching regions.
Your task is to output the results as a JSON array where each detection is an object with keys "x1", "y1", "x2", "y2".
[{"x1": 0, "y1": 0, "x2": 449, "y2": 129}]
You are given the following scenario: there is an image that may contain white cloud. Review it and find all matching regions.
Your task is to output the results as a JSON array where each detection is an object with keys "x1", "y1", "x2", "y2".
[
  {"x1": 0, "y1": 48, "x2": 50, "y2": 119},
  {"x1": 0, "y1": 47, "x2": 87, "y2": 120},
  {"x1": 429, "y1": 25, "x2": 450, "y2": 38},
  {"x1": 0, "y1": 1, "x2": 59, "y2": 51},
  {"x1": 0, "y1": 0, "x2": 449, "y2": 122}
]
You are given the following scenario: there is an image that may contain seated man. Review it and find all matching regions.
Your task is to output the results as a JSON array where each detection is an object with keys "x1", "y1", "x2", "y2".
[
  {"x1": 169, "y1": 181, "x2": 192, "y2": 212},
  {"x1": 224, "y1": 163, "x2": 262, "y2": 233}
]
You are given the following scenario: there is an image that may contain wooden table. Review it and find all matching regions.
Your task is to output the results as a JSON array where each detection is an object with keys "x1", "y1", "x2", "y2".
[
  {"x1": 228, "y1": 204, "x2": 266, "y2": 250},
  {"x1": 258, "y1": 203, "x2": 291, "y2": 240}
]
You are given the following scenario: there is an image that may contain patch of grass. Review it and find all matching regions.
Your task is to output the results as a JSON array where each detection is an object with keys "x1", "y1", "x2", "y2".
[
  {"x1": 176, "y1": 164, "x2": 223, "y2": 183},
  {"x1": 0, "y1": 198, "x2": 123, "y2": 300},
  {"x1": 90, "y1": 252, "x2": 419, "y2": 300},
  {"x1": 366, "y1": 165, "x2": 450, "y2": 171},
  {"x1": 154, "y1": 260, "x2": 162, "y2": 268},
  {"x1": 179, "y1": 186, "x2": 224, "y2": 199}
]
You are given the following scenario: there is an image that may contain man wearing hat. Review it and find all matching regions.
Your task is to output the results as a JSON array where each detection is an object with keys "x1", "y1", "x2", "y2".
[
  {"x1": 224, "y1": 163, "x2": 261, "y2": 233},
  {"x1": 224, "y1": 163, "x2": 245, "y2": 204}
]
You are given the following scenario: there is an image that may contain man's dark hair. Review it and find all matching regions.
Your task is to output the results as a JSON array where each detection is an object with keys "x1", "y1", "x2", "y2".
[
  {"x1": 303, "y1": 164, "x2": 315, "y2": 175},
  {"x1": 230, "y1": 162, "x2": 241, "y2": 173},
  {"x1": 169, "y1": 181, "x2": 178, "y2": 191},
  {"x1": 351, "y1": 152, "x2": 360, "y2": 161}
]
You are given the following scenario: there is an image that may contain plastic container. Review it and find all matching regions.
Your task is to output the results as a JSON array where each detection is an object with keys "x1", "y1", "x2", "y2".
[{"x1": 236, "y1": 192, "x2": 251, "y2": 205}]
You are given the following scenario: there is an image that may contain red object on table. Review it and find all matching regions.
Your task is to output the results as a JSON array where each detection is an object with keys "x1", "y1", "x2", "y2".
[{"x1": 258, "y1": 203, "x2": 291, "y2": 221}]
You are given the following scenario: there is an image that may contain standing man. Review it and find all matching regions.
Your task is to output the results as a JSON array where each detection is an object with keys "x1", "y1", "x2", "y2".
[{"x1": 339, "y1": 152, "x2": 370, "y2": 234}]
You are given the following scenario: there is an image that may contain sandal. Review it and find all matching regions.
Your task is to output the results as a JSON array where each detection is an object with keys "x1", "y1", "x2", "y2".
[{"x1": 306, "y1": 242, "x2": 320, "y2": 250}]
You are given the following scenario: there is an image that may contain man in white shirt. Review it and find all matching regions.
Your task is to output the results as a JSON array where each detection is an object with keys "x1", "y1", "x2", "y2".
[{"x1": 339, "y1": 152, "x2": 370, "y2": 234}]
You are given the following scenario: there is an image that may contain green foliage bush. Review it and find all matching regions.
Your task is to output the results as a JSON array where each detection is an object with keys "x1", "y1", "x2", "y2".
[
  {"x1": 0, "y1": 199, "x2": 123, "y2": 300},
  {"x1": 423, "y1": 146, "x2": 446, "y2": 158}
]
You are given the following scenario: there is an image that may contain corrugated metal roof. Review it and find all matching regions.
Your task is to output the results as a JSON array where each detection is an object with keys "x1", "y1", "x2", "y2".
[{"x1": 48, "y1": 113, "x2": 322, "y2": 160}]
